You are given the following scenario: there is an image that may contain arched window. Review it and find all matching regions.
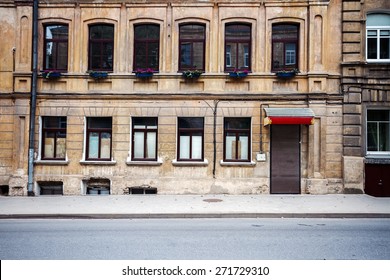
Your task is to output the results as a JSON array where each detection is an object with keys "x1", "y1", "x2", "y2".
[
  {"x1": 134, "y1": 24, "x2": 160, "y2": 71},
  {"x1": 272, "y1": 23, "x2": 299, "y2": 71},
  {"x1": 179, "y1": 24, "x2": 205, "y2": 71},
  {"x1": 88, "y1": 24, "x2": 114, "y2": 71},
  {"x1": 224, "y1": 23, "x2": 251, "y2": 71},
  {"x1": 43, "y1": 24, "x2": 68, "y2": 71},
  {"x1": 366, "y1": 13, "x2": 390, "y2": 61}
]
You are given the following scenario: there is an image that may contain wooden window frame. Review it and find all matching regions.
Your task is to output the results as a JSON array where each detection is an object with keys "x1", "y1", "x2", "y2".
[
  {"x1": 131, "y1": 117, "x2": 158, "y2": 161},
  {"x1": 223, "y1": 117, "x2": 251, "y2": 162},
  {"x1": 86, "y1": 117, "x2": 112, "y2": 161},
  {"x1": 179, "y1": 23, "x2": 206, "y2": 71},
  {"x1": 41, "y1": 116, "x2": 67, "y2": 160},
  {"x1": 224, "y1": 23, "x2": 251, "y2": 72},
  {"x1": 177, "y1": 117, "x2": 204, "y2": 161},
  {"x1": 271, "y1": 23, "x2": 299, "y2": 72},
  {"x1": 133, "y1": 24, "x2": 160, "y2": 71},
  {"x1": 43, "y1": 24, "x2": 68, "y2": 71},
  {"x1": 88, "y1": 24, "x2": 114, "y2": 71}
]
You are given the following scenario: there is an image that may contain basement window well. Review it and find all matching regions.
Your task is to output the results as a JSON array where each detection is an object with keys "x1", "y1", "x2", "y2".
[
  {"x1": 84, "y1": 178, "x2": 110, "y2": 195},
  {"x1": 38, "y1": 181, "x2": 63, "y2": 195}
]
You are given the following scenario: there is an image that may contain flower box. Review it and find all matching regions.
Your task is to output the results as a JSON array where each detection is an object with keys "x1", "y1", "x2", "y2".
[
  {"x1": 276, "y1": 69, "x2": 299, "y2": 78},
  {"x1": 42, "y1": 71, "x2": 62, "y2": 79},
  {"x1": 136, "y1": 72, "x2": 153, "y2": 78},
  {"x1": 182, "y1": 70, "x2": 202, "y2": 79},
  {"x1": 135, "y1": 68, "x2": 154, "y2": 78},
  {"x1": 229, "y1": 72, "x2": 248, "y2": 78},
  {"x1": 89, "y1": 71, "x2": 108, "y2": 79}
]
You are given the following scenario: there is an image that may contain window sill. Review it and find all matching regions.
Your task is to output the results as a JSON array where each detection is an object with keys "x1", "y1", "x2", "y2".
[
  {"x1": 220, "y1": 160, "x2": 256, "y2": 167},
  {"x1": 35, "y1": 160, "x2": 70, "y2": 165},
  {"x1": 172, "y1": 159, "x2": 209, "y2": 166},
  {"x1": 126, "y1": 158, "x2": 163, "y2": 166},
  {"x1": 79, "y1": 160, "x2": 117, "y2": 165}
]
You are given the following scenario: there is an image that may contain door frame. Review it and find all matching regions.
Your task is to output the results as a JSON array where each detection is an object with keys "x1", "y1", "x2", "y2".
[{"x1": 270, "y1": 125, "x2": 301, "y2": 194}]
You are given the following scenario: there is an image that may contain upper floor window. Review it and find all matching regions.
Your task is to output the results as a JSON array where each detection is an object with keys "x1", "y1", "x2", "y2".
[
  {"x1": 366, "y1": 14, "x2": 390, "y2": 62},
  {"x1": 44, "y1": 24, "x2": 68, "y2": 71},
  {"x1": 179, "y1": 24, "x2": 205, "y2": 71},
  {"x1": 225, "y1": 23, "x2": 251, "y2": 71},
  {"x1": 272, "y1": 23, "x2": 299, "y2": 71},
  {"x1": 367, "y1": 109, "x2": 390, "y2": 154},
  {"x1": 41, "y1": 116, "x2": 67, "y2": 160},
  {"x1": 134, "y1": 24, "x2": 160, "y2": 71},
  {"x1": 132, "y1": 117, "x2": 158, "y2": 161},
  {"x1": 88, "y1": 24, "x2": 114, "y2": 71},
  {"x1": 224, "y1": 118, "x2": 251, "y2": 162},
  {"x1": 177, "y1": 117, "x2": 204, "y2": 161},
  {"x1": 86, "y1": 117, "x2": 112, "y2": 161}
]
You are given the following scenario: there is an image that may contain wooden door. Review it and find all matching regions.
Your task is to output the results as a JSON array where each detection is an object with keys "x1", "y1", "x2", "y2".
[{"x1": 365, "y1": 164, "x2": 390, "y2": 197}]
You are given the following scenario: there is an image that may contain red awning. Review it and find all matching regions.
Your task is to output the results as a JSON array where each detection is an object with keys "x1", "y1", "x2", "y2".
[{"x1": 264, "y1": 108, "x2": 315, "y2": 126}]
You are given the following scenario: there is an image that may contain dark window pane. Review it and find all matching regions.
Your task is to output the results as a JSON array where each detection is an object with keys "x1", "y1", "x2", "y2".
[
  {"x1": 368, "y1": 38, "x2": 378, "y2": 59},
  {"x1": 368, "y1": 110, "x2": 389, "y2": 121},
  {"x1": 272, "y1": 24, "x2": 299, "y2": 70},
  {"x1": 134, "y1": 24, "x2": 160, "y2": 70},
  {"x1": 44, "y1": 25, "x2": 68, "y2": 71},
  {"x1": 180, "y1": 24, "x2": 205, "y2": 40},
  {"x1": 88, "y1": 117, "x2": 112, "y2": 129},
  {"x1": 135, "y1": 24, "x2": 159, "y2": 39},
  {"x1": 179, "y1": 117, "x2": 204, "y2": 129},
  {"x1": 225, "y1": 24, "x2": 251, "y2": 40},
  {"x1": 380, "y1": 37, "x2": 389, "y2": 59},
  {"x1": 45, "y1": 25, "x2": 68, "y2": 40},
  {"x1": 379, "y1": 122, "x2": 390, "y2": 151},
  {"x1": 180, "y1": 43, "x2": 192, "y2": 68},
  {"x1": 224, "y1": 118, "x2": 251, "y2": 129}
]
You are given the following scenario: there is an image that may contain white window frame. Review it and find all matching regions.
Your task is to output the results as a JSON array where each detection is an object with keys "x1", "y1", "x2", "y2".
[{"x1": 366, "y1": 14, "x2": 390, "y2": 62}]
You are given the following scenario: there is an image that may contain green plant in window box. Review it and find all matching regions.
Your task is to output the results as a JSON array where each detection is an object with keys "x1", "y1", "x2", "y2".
[
  {"x1": 88, "y1": 71, "x2": 108, "y2": 80},
  {"x1": 182, "y1": 69, "x2": 202, "y2": 79},
  {"x1": 41, "y1": 70, "x2": 62, "y2": 79},
  {"x1": 228, "y1": 69, "x2": 249, "y2": 78},
  {"x1": 276, "y1": 68, "x2": 300, "y2": 78},
  {"x1": 135, "y1": 68, "x2": 154, "y2": 78}
]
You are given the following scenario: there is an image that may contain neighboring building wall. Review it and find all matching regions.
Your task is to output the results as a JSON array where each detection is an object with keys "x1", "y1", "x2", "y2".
[
  {"x1": 342, "y1": 0, "x2": 390, "y2": 196},
  {"x1": 0, "y1": 0, "x2": 343, "y2": 195},
  {"x1": 0, "y1": 1, "x2": 31, "y2": 195}
]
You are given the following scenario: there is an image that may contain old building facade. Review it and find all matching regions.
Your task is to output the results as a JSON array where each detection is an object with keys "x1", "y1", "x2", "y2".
[
  {"x1": 0, "y1": 0, "x2": 345, "y2": 196},
  {"x1": 342, "y1": 0, "x2": 390, "y2": 196}
]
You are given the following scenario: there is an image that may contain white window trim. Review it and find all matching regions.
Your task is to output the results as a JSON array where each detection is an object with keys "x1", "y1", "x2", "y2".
[
  {"x1": 83, "y1": 117, "x2": 115, "y2": 162},
  {"x1": 366, "y1": 26, "x2": 390, "y2": 62},
  {"x1": 172, "y1": 158, "x2": 209, "y2": 166}
]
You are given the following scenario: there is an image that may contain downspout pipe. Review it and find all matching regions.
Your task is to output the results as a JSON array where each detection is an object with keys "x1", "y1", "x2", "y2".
[
  {"x1": 27, "y1": 0, "x2": 39, "y2": 196},
  {"x1": 212, "y1": 100, "x2": 220, "y2": 178}
]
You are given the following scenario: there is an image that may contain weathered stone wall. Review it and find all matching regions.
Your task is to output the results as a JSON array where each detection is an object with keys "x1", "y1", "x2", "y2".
[{"x1": 0, "y1": 0, "x2": 344, "y2": 195}]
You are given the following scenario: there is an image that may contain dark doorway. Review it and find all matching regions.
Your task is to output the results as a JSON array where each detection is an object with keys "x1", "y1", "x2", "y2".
[
  {"x1": 365, "y1": 164, "x2": 390, "y2": 197},
  {"x1": 270, "y1": 125, "x2": 300, "y2": 194}
]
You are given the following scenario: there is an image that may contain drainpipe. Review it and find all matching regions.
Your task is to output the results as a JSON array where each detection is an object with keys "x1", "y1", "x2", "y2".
[
  {"x1": 212, "y1": 100, "x2": 220, "y2": 178},
  {"x1": 27, "y1": 0, "x2": 39, "y2": 196}
]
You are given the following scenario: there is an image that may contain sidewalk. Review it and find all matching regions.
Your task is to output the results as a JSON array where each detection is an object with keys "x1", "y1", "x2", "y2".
[{"x1": 0, "y1": 194, "x2": 390, "y2": 219}]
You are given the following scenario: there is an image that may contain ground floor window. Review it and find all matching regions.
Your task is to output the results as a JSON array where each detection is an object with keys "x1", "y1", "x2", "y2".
[
  {"x1": 132, "y1": 117, "x2": 158, "y2": 161},
  {"x1": 86, "y1": 117, "x2": 112, "y2": 160},
  {"x1": 224, "y1": 117, "x2": 251, "y2": 162},
  {"x1": 41, "y1": 116, "x2": 67, "y2": 160},
  {"x1": 367, "y1": 109, "x2": 390, "y2": 154},
  {"x1": 177, "y1": 117, "x2": 204, "y2": 161}
]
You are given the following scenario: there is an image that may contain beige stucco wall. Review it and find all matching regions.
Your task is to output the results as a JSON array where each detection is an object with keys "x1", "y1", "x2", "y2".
[{"x1": 0, "y1": 0, "x2": 344, "y2": 195}]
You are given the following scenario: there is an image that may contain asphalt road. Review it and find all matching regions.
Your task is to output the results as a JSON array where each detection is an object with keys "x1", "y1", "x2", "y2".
[{"x1": 0, "y1": 218, "x2": 389, "y2": 260}]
